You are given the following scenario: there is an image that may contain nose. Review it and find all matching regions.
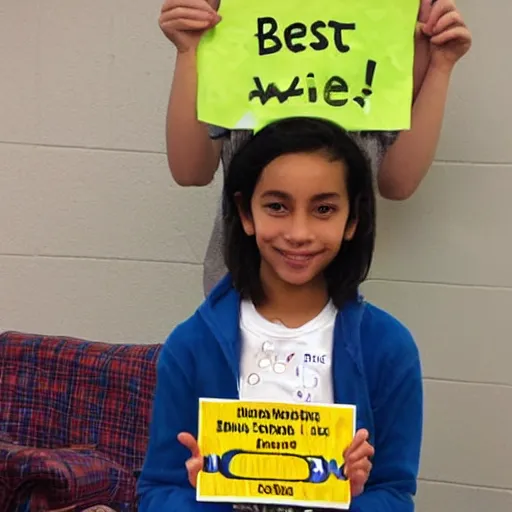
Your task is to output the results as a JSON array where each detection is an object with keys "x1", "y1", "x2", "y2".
[{"x1": 283, "y1": 212, "x2": 314, "y2": 246}]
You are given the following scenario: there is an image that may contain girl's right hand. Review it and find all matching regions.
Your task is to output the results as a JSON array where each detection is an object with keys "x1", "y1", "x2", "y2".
[
  {"x1": 159, "y1": 0, "x2": 221, "y2": 54},
  {"x1": 178, "y1": 432, "x2": 203, "y2": 487}
]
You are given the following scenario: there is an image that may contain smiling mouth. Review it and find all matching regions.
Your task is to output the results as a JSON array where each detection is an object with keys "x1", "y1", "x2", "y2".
[{"x1": 275, "y1": 249, "x2": 323, "y2": 261}]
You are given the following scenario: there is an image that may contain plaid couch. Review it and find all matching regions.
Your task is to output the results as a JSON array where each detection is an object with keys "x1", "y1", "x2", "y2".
[{"x1": 0, "y1": 331, "x2": 162, "y2": 511}]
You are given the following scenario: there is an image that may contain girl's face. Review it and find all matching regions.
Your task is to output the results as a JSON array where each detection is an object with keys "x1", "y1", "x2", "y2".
[{"x1": 238, "y1": 151, "x2": 357, "y2": 292}]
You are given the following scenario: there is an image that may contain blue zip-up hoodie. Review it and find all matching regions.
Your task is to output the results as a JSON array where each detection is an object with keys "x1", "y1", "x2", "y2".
[{"x1": 138, "y1": 276, "x2": 423, "y2": 512}]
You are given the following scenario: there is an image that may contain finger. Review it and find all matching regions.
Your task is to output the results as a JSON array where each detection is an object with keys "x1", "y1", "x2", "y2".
[
  {"x1": 161, "y1": 0, "x2": 217, "y2": 15},
  {"x1": 343, "y1": 429, "x2": 369, "y2": 457},
  {"x1": 432, "y1": 11, "x2": 464, "y2": 35},
  {"x1": 424, "y1": 0, "x2": 456, "y2": 34},
  {"x1": 415, "y1": 21, "x2": 427, "y2": 40},
  {"x1": 349, "y1": 429, "x2": 369, "y2": 449},
  {"x1": 430, "y1": 26, "x2": 471, "y2": 46},
  {"x1": 160, "y1": 6, "x2": 217, "y2": 22},
  {"x1": 345, "y1": 445, "x2": 375, "y2": 468},
  {"x1": 346, "y1": 443, "x2": 375, "y2": 465},
  {"x1": 418, "y1": 0, "x2": 433, "y2": 23},
  {"x1": 345, "y1": 458, "x2": 372, "y2": 477},
  {"x1": 161, "y1": 17, "x2": 214, "y2": 32},
  {"x1": 349, "y1": 469, "x2": 369, "y2": 497},
  {"x1": 160, "y1": 8, "x2": 219, "y2": 29},
  {"x1": 178, "y1": 432, "x2": 201, "y2": 458},
  {"x1": 206, "y1": 0, "x2": 220, "y2": 9},
  {"x1": 161, "y1": 0, "x2": 217, "y2": 13},
  {"x1": 185, "y1": 457, "x2": 203, "y2": 487}
]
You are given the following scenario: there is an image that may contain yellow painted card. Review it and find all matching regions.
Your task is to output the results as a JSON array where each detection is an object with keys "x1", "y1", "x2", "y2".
[
  {"x1": 197, "y1": 0, "x2": 419, "y2": 131},
  {"x1": 197, "y1": 399, "x2": 356, "y2": 510}
]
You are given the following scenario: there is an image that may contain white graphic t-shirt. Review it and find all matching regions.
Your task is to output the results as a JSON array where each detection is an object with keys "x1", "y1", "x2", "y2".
[{"x1": 235, "y1": 300, "x2": 337, "y2": 512}]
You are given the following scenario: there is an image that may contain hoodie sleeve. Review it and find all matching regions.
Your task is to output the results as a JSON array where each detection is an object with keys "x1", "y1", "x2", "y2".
[
  {"x1": 137, "y1": 330, "x2": 231, "y2": 512},
  {"x1": 351, "y1": 332, "x2": 423, "y2": 512}
]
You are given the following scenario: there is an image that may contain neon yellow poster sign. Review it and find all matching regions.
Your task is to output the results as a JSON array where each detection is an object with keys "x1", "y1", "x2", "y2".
[
  {"x1": 197, "y1": 0, "x2": 419, "y2": 131},
  {"x1": 197, "y1": 399, "x2": 356, "y2": 510}
]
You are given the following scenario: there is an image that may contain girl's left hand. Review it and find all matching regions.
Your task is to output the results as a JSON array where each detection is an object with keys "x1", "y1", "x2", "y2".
[
  {"x1": 343, "y1": 429, "x2": 375, "y2": 497},
  {"x1": 419, "y1": 0, "x2": 472, "y2": 71}
]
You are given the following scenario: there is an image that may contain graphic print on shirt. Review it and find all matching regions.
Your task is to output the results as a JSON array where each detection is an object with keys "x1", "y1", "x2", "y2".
[
  {"x1": 239, "y1": 299, "x2": 337, "y2": 406},
  {"x1": 243, "y1": 339, "x2": 330, "y2": 404},
  {"x1": 246, "y1": 341, "x2": 294, "y2": 386}
]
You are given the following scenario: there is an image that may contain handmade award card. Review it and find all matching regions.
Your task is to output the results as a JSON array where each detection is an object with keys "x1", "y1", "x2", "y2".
[
  {"x1": 197, "y1": 0, "x2": 419, "y2": 131},
  {"x1": 197, "y1": 399, "x2": 356, "y2": 510}
]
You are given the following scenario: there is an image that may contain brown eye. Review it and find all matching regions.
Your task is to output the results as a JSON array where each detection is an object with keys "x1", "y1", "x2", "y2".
[
  {"x1": 317, "y1": 205, "x2": 334, "y2": 215},
  {"x1": 264, "y1": 202, "x2": 286, "y2": 213}
]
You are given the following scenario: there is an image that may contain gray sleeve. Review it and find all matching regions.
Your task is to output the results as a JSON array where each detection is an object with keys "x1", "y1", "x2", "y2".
[
  {"x1": 376, "y1": 130, "x2": 400, "y2": 151},
  {"x1": 207, "y1": 124, "x2": 230, "y2": 140},
  {"x1": 351, "y1": 130, "x2": 401, "y2": 176}
]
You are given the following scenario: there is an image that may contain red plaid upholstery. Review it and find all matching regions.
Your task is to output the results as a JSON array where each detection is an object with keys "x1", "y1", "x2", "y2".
[
  {"x1": 0, "y1": 441, "x2": 134, "y2": 510},
  {"x1": 0, "y1": 331, "x2": 162, "y2": 511}
]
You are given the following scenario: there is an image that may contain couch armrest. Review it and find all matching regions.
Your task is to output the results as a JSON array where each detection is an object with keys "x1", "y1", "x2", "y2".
[{"x1": 0, "y1": 442, "x2": 136, "y2": 510}]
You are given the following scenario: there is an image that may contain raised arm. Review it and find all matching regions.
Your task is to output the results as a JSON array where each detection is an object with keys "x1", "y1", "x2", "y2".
[
  {"x1": 377, "y1": 61, "x2": 451, "y2": 200},
  {"x1": 160, "y1": 0, "x2": 224, "y2": 186},
  {"x1": 378, "y1": 0, "x2": 471, "y2": 200},
  {"x1": 167, "y1": 51, "x2": 223, "y2": 186}
]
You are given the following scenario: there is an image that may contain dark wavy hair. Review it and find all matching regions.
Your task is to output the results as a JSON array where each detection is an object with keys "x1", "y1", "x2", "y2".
[{"x1": 223, "y1": 117, "x2": 376, "y2": 309}]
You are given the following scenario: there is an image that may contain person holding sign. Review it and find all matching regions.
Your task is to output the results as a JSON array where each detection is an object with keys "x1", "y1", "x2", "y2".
[
  {"x1": 157, "y1": 0, "x2": 471, "y2": 295},
  {"x1": 138, "y1": 118, "x2": 423, "y2": 511}
]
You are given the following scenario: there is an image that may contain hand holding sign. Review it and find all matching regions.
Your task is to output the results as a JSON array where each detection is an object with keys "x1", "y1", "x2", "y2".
[
  {"x1": 178, "y1": 431, "x2": 203, "y2": 487},
  {"x1": 342, "y1": 429, "x2": 374, "y2": 497},
  {"x1": 197, "y1": 0, "x2": 419, "y2": 132},
  {"x1": 159, "y1": 0, "x2": 221, "y2": 54},
  {"x1": 196, "y1": 400, "x2": 375, "y2": 509},
  {"x1": 180, "y1": 426, "x2": 374, "y2": 498},
  {"x1": 420, "y1": 0, "x2": 471, "y2": 71}
]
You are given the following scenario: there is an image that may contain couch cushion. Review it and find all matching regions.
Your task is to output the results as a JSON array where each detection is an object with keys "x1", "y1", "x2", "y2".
[
  {"x1": 0, "y1": 440, "x2": 136, "y2": 511},
  {"x1": 0, "y1": 435, "x2": 17, "y2": 510},
  {"x1": 0, "y1": 478, "x2": 12, "y2": 512},
  {"x1": 81, "y1": 508, "x2": 117, "y2": 512},
  {"x1": 0, "y1": 331, "x2": 161, "y2": 470},
  {"x1": 0, "y1": 432, "x2": 13, "y2": 443}
]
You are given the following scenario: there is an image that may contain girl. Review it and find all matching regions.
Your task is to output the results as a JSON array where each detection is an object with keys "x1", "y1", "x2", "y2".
[
  {"x1": 137, "y1": 118, "x2": 423, "y2": 512},
  {"x1": 157, "y1": 0, "x2": 472, "y2": 295}
]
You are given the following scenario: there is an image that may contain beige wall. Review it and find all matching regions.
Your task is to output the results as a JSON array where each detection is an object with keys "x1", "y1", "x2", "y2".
[{"x1": 1, "y1": 1, "x2": 510, "y2": 510}]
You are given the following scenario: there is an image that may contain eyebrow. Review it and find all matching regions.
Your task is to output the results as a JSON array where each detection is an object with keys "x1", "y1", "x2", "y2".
[{"x1": 260, "y1": 190, "x2": 341, "y2": 201}]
